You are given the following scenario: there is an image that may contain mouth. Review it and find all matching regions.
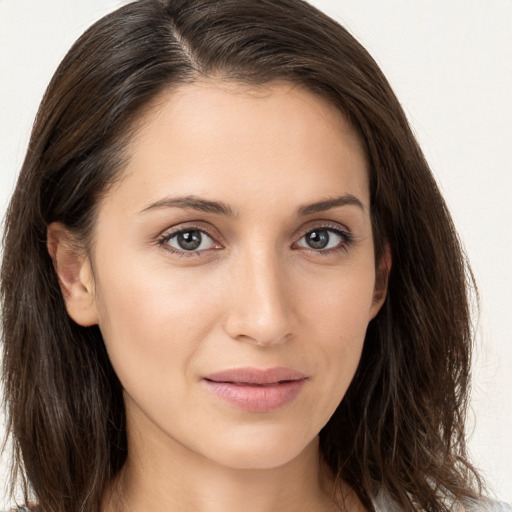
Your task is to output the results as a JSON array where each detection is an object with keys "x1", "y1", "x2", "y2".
[
  {"x1": 202, "y1": 367, "x2": 308, "y2": 412},
  {"x1": 204, "y1": 366, "x2": 307, "y2": 385}
]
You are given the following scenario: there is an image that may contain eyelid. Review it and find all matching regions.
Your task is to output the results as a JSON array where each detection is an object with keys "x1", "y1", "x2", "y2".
[
  {"x1": 158, "y1": 221, "x2": 222, "y2": 241},
  {"x1": 294, "y1": 220, "x2": 352, "y2": 240}
]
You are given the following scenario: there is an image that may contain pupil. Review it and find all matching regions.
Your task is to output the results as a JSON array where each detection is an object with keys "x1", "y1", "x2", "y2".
[
  {"x1": 177, "y1": 230, "x2": 202, "y2": 250},
  {"x1": 307, "y1": 230, "x2": 329, "y2": 249}
]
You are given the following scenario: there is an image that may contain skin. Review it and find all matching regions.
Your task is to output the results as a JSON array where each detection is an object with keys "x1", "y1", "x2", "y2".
[{"x1": 48, "y1": 80, "x2": 389, "y2": 512}]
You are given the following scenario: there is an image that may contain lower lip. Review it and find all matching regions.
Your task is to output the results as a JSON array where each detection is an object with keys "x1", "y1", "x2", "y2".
[{"x1": 203, "y1": 379, "x2": 307, "y2": 413}]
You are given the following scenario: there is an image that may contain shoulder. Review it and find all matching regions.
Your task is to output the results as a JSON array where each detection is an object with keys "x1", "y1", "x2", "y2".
[
  {"x1": 463, "y1": 498, "x2": 512, "y2": 512},
  {"x1": 373, "y1": 492, "x2": 511, "y2": 512},
  {"x1": 3, "y1": 507, "x2": 39, "y2": 512}
]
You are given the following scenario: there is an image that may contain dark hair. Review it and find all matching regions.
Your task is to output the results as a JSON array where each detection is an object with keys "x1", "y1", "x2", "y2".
[{"x1": 1, "y1": 0, "x2": 482, "y2": 510}]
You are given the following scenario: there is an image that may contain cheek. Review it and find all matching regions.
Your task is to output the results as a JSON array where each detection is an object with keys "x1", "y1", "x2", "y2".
[
  {"x1": 301, "y1": 262, "x2": 376, "y2": 343},
  {"x1": 299, "y1": 266, "x2": 375, "y2": 407},
  {"x1": 92, "y1": 251, "x2": 223, "y2": 401}
]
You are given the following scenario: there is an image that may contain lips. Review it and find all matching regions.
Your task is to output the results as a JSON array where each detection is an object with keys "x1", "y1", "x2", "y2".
[
  {"x1": 204, "y1": 366, "x2": 307, "y2": 385},
  {"x1": 203, "y1": 367, "x2": 307, "y2": 412}
]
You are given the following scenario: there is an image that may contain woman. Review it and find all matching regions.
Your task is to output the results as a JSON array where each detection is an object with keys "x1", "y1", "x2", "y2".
[{"x1": 1, "y1": 0, "x2": 509, "y2": 511}]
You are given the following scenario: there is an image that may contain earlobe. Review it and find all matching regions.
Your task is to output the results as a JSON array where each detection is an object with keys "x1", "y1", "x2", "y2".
[
  {"x1": 47, "y1": 222, "x2": 99, "y2": 327},
  {"x1": 369, "y1": 243, "x2": 392, "y2": 320}
]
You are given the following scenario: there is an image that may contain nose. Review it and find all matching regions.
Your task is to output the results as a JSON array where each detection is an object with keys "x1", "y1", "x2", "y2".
[{"x1": 223, "y1": 248, "x2": 294, "y2": 347}]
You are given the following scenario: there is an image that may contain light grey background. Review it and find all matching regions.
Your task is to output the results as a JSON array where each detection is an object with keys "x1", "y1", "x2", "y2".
[{"x1": 1, "y1": 0, "x2": 511, "y2": 506}]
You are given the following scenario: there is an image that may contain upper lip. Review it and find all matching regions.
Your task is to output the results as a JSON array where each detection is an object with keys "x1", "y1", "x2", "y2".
[{"x1": 204, "y1": 367, "x2": 307, "y2": 385}]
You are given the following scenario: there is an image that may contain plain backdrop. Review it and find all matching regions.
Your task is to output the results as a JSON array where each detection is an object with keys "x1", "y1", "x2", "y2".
[{"x1": 1, "y1": 0, "x2": 511, "y2": 507}]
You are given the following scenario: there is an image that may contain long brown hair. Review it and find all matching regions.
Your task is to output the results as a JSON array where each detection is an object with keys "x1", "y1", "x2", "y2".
[{"x1": 2, "y1": 0, "x2": 482, "y2": 510}]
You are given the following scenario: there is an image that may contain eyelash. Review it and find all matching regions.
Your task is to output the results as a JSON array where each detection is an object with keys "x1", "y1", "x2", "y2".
[
  {"x1": 295, "y1": 224, "x2": 355, "y2": 255},
  {"x1": 157, "y1": 224, "x2": 220, "y2": 258},
  {"x1": 157, "y1": 223, "x2": 355, "y2": 258}
]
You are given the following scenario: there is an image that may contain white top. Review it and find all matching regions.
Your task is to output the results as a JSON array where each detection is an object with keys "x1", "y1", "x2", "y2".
[{"x1": 373, "y1": 493, "x2": 512, "y2": 512}]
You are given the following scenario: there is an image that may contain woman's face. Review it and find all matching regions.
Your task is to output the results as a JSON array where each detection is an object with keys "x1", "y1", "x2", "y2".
[{"x1": 79, "y1": 81, "x2": 386, "y2": 469}]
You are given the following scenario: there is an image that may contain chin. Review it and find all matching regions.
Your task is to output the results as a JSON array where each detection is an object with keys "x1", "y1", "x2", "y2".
[{"x1": 196, "y1": 424, "x2": 319, "y2": 471}]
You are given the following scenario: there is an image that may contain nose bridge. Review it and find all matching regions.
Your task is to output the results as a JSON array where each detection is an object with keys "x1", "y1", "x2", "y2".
[{"x1": 224, "y1": 242, "x2": 293, "y2": 346}]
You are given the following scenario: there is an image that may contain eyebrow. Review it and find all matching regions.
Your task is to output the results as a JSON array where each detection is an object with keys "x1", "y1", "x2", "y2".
[
  {"x1": 297, "y1": 194, "x2": 365, "y2": 216},
  {"x1": 139, "y1": 193, "x2": 364, "y2": 217},
  {"x1": 139, "y1": 195, "x2": 236, "y2": 217}
]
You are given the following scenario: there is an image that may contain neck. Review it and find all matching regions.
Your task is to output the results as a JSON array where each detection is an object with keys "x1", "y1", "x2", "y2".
[{"x1": 101, "y1": 404, "x2": 362, "y2": 512}]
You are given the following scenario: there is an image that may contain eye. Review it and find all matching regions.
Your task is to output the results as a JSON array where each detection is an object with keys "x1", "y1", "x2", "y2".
[
  {"x1": 295, "y1": 227, "x2": 351, "y2": 251},
  {"x1": 162, "y1": 229, "x2": 218, "y2": 253}
]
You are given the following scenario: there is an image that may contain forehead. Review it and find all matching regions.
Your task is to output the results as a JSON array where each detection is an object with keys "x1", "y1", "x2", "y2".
[{"x1": 102, "y1": 80, "x2": 369, "y2": 217}]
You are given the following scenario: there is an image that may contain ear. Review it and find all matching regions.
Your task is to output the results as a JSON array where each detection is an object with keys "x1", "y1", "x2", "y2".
[
  {"x1": 369, "y1": 243, "x2": 391, "y2": 320},
  {"x1": 47, "y1": 222, "x2": 99, "y2": 327}
]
